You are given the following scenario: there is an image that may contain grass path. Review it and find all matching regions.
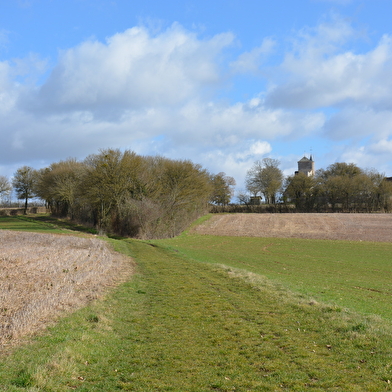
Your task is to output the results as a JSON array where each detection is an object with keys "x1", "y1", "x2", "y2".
[{"x1": 2, "y1": 238, "x2": 392, "y2": 391}]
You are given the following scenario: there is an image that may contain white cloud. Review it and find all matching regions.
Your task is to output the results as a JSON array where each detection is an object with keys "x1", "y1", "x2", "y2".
[
  {"x1": 1, "y1": 16, "x2": 392, "y2": 185},
  {"x1": 369, "y1": 139, "x2": 392, "y2": 155},
  {"x1": 249, "y1": 140, "x2": 272, "y2": 155},
  {"x1": 198, "y1": 140, "x2": 273, "y2": 189},
  {"x1": 24, "y1": 24, "x2": 234, "y2": 117},
  {"x1": 266, "y1": 20, "x2": 392, "y2": 111},
  {"x1": 160, "y1": 99, "x2": 325, "y2": 148},
  {"x1": 230, "y1": 37, "x2": 275, "y2": 74},
  {"x1": 323, "y1": 106, "x2": 392, "y2": 141},
  {"x1": 337, "y1": 145, "x2": 392, "y2": 174}
]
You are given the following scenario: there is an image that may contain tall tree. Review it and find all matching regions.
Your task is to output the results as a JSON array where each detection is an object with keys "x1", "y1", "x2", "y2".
[
  {"x1": 315, "y1": 163, "x2": 363, "y2": 210},
  {"x1": 12, "y1": 166, "x2": 37, "y2": 214},
  {"x1": 0, "y1": 175, "x2": 11, "y2": 203},
  {"x1": 35, "y1": 159, "x2": 85, "y2": 218},
  {"x1": 284, "y1": 172, "x2": 315, "y2": 211},
  {"x1": 246, "y1": 158, "x2": 283, "y2": 204},
  {"x1": 81, "y1": 149, "x2": 142, "y2": 229},
  {"x1": 209, "y1": 172, "x2": 236, "y2": 206}
]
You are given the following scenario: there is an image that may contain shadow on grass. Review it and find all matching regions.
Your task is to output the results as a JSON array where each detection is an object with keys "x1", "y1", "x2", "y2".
[{"x1": 0, "y1": 214, "x2": 98, "y2": 235}]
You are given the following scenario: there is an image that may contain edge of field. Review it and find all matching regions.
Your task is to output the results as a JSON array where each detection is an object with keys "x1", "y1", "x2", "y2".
[{"x1": 2, "y1": 214, "x2": 392, "y2": 391}]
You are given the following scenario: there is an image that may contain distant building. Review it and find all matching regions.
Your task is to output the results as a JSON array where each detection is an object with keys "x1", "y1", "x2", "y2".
[
  {"x1": 249, "y1": 196, "x2": 262, "y2": 205},
  {"x1": 295, "y1": 155, "x2": 315, "y2": 177}
]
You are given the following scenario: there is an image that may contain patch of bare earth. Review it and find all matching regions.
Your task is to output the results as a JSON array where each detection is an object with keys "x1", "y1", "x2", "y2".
[
  {"x1": 192, "y1": 213, "x2": 392, "y2": 242},
  {"x1": 0, "y1": 231, "x2": 133, "y2": 349}
]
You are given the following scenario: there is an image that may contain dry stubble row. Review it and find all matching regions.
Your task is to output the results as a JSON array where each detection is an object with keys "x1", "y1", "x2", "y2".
[{"x1": 0, "y1": 230, "x2": 132, "y2": 348}]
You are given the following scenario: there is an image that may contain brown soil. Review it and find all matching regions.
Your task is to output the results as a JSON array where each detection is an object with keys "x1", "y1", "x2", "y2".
[
  {"x1": 0, "y1": 231, "x2": 133, "y2": 349},
  {"x1": 191, "y1": 213, "x2": 392, "y2": 242}
]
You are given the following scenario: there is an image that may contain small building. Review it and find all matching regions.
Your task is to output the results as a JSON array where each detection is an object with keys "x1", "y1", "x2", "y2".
[
  {"x1": 249, "y1": 196, "x2": 262, "y2": 205},
  {"x1": 295, "y1": 155, "x2": 315, "y2": 177}
]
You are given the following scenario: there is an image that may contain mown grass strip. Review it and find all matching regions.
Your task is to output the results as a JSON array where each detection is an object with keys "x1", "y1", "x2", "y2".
[{"x1": 1, "y1": 238, "x2": 392, "y2": 391}]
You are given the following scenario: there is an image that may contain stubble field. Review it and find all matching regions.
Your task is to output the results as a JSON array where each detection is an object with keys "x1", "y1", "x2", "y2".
[
  {"x1": 192, "y1": 213, "x2": 392, "y2": 242},
  {"x1": 0, "y1": 230, "x2": 132, "y2": 348}
]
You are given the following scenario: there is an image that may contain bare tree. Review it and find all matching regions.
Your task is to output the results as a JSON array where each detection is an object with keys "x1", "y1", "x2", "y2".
[
  {"x1": 0, "y1": 175, "x2": 12, "y2": 204},
  {"x1": 246, "y1": 158, "x2": 283, "y2": 204},
  {"x1": 12, "y1": 166, "x2": 37, "y2": 214}
]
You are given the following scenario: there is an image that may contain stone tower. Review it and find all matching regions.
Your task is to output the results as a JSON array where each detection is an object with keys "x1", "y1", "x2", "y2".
[{"x1": 295, "y1": 155, "x2": 315, "y2": 177}]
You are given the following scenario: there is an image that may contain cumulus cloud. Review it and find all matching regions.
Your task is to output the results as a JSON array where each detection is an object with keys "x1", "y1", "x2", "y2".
[
  {"x1": 369, "y1": 139, "x2": 392, "y2": 155},
  {"x1": 1, "y1": 16, "x2": 392, "y2": 184},
  {"x1": 142, "y1": 99, "x2": 325, "y2": 150},
  {"x1": 265, "y1": 17, "x2": 392, "y2": 111},
  {"x1": 322, "y1": 106, "x2": 392, "y2": 141},
  {"x1": 23, "y1": 24, "x2": 234, "y2": 118},
  {"x1": 258, "y1": 15, "x2": 392, "y2": 177}
]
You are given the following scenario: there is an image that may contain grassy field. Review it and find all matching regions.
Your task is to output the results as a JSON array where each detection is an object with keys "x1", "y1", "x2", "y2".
[
  {"x1": 1, "y1": 214, "x2": 392, "y2": 391},
  {"x1": 0, "y1": 215, "x2": 98, "y2": 235},
  {"x1": 157, "y1": 232, "x2": 392, "y2": 320}
]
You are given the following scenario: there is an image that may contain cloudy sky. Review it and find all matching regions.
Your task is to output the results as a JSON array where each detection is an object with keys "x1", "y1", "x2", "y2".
[{"x1": 1, "y1": 0, "x2": 392, "y2": 193}]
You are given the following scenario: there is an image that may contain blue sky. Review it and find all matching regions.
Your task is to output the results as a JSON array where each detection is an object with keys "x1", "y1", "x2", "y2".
[{"x1": 1, "y1": 0, "x2": 392, "y2": 194}]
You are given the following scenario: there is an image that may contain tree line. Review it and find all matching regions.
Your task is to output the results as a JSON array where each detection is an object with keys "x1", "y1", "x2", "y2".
[
  {"x1": 238, "y1": 158, "x2": 392, "y2": 213},
  {"x1": 2, "y1": 152, "x2": 391, "y2": 237},
  {"x1": 0, "y1": 149, "x2": 235, "y2": 239}
]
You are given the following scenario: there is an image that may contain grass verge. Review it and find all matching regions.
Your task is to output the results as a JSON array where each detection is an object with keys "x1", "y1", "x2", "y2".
[{"x1": 1, "y1": 215, "x2": 392, "y2": 390}]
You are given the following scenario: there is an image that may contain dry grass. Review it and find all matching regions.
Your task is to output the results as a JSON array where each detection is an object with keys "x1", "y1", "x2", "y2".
[
  {"x1": 0, "y1": 230, "x2": 133, "y2": 348},
  {"x1": 192, "y1": 213, "x2": 392, "y2": 241}
]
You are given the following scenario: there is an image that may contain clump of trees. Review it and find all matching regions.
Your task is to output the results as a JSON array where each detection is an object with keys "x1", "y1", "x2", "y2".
[
  {"x1": 285, "y1": 162, "x2": 392, "y2": 212},
  {"x1": 243, "y1": 159, "x2": 392, "y2": 213},
  {"x1": 2, "y1": 149, "x2": 235, "y2": 239}
]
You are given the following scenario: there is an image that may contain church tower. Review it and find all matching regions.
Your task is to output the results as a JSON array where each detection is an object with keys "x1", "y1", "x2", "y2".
[{"x1": 295, "y1": 155, "x2": 315, "y2": 177}]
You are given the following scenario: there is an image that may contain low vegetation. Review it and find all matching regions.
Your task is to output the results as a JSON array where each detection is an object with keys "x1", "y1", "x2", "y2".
[
  {"x1": 1, "y1": 214, "x2": 392, "y2": 391},
  {"x1": 0, "y1": 228, "x2": 132, "y2": 350}
]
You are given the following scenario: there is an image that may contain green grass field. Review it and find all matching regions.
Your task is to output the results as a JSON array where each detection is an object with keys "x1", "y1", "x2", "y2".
[
  {"x1": 157, "y1": 233, "x2": 392, "y2": 321},
  {"x1": 0, "y1": 215, "x2": 98, "y2": 235},
  {"x1": 1, "y1": 214, "x2": 392, "y2": 391}
]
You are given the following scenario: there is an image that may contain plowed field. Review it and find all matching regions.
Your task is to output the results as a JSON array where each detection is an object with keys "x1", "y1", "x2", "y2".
[{"x1": 191, "y1": 213, "x2": 392, "y2": 242}]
